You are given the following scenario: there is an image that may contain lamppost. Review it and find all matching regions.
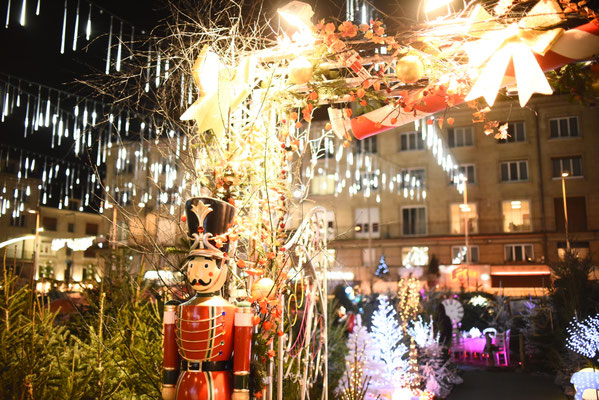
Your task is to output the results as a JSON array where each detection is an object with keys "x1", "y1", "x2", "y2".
[
  {"x1": 459, "y1": 177, "x2": 470, "y2": 288},
  {"x1": 104, "y1": 202, "x2": 118, "y2": 250},
  {"x1": 27, "y1": 208, "x2": 40, "y2": 287},
  {"x1": 561, "y1": 172, "x2": 570, "y2": 251}
]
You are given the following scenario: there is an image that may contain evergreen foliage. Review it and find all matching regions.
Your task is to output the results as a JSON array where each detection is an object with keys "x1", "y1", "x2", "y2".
[{"x1": 0, "y1": 250, "x2": 164, "y2": 399}]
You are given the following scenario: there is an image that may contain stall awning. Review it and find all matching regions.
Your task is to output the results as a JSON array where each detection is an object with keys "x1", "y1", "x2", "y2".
[{"x1": 490, "y1": 265, "x2": 550, "y2": 288}]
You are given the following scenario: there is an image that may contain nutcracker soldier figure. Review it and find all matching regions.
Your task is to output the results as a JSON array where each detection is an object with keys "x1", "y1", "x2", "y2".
[{"x1": 162, "y1": 197, "x2": 253, "y2": 400}]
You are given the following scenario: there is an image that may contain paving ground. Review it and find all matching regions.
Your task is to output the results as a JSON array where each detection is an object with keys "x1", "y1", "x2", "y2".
[{"x1": 447, "y1": 367, "x2": 567, "y2": 400}]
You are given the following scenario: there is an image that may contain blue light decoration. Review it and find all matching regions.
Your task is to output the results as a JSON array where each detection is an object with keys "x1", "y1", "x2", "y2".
[
  {"x1": 566, "y1": 314, "x2": 599, "y2": 360},
  {"x1": 375, "y1": 254, "x2": 389, "y2": 277}
]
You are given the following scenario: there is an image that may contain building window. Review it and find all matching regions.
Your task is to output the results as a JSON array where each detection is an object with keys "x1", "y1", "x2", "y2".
[
  {"x1": 9, "y1": 214, "x2": 26, "y2": 227},
  {"x1": 82, "y1": 265, "x2": 95, "y2": 281},
  {"x1": 355, "y1": 173, "x2": 379, "y2": 192},
  {"x1": 324, "y1": 210, "x2": 335, "y2": 238},
  {"x1": 557, "y1": 241, "x2": 590, "y2": 260},
  {"x1": 402, "y1": 206, "x2": 426, "y2": 235},
  {"x1": 401, "y1": 246, "x2": 429, "y2": 267},
  {"x1": 68, "y1": 223, "x2": 75, "y2": 233},
  {"x1": 497, "y1": 121, "x2": 526, "y2": 143},
  {"x1": 502, "y1": 200, "x2": 531, "y2": 232},
  {"x1": 554, "y1": 196, "x2": 587, "y2": 232},
  {"x1": 85, "y1": 223, "x2": 99, "y2": 235},
  {"x1": 311, "y1": 174, "x2": 335, "y2": 195},
  {"x1": 451, "y1": 246, "x2": 480, "y2": 264},
  {"x1": 501, "y1": 160, "x2": 528, "y2": 182},
  {"x1": 399, "y1": 168, "x2": 426, "y2": 189},
  {"x1": 448, "y1": 127, "x2": 473, "y2": 148},
  {"x1": 355, "y1": 208, "x2": 380, "y2": 239},
  {"x1": 39, "y1": 264, "x2": 54, "y2": 279},
  {"x1": 355, "y1": 136, "x2": 377, "y2": 153},
  {"x1": 450, "y1": 164, "x2": 475, "y2": 185},
  {"x1": 68, "y1": 199, "x2": 80, "y2": 211},
  {"x1": 552, "y1": 156, "x2": 583, "y2": 178},
  {"x1": 40, "y1": 241, "x2": 52, "y2": 255},
  {"x1": 504, "y1": 244, "x2": 534, "y2": 262},
  {"x1": 83, "y1": 247, "x2": 97, "y2": 259},
  {"x1": 43, "y1": 217, "x2": 57, "y2": 231},
  {"x1": 399, "y1": 131, "x2": 424, "y2": 151},
  {"x1": 550, "y1": 116, "x2": 579, "y2": 138},
  {"x1": 450, "y1": 203, "x2": 478, "y2": 234}
]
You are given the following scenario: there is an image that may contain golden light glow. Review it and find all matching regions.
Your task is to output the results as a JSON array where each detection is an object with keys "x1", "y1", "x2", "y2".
[{"x1": 424, "y1": 0, "x2": 453, "y2": 13}]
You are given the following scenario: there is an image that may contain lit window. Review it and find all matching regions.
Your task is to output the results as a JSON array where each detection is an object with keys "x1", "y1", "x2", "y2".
[
  {"x1": 501, "y1": 160, "x2": 528, "y2": 182},
  {"x1": 451, "y1": 246, "x2": 480, "y2": 264},
  {"x1": 401, "y1": 246, "x2": 429, "y2": 267},
  {"x1": 402, "y1": 206, "x2": 426, "y2": 235},
  {"x1": 549, "y1": 116, "x2": 579, "y2": 138},
  {"x1": 355, "y1": 208, "x2": 380, "y2": 239},
  {"x1": 502, "y1": 200, "x2": 531, "y2": 232},
  {"x1": 399, "y1": 131, "x2": 424, "y2": 151},
  {"x1": 504, "y1": 244, "x2": 534, "y2": 262},
  {"x1": 448, "y1": 127, "x2": 474, "y2": 148},
  {"x1": 311, "y1": 174, "x2": 336, "y2": 195},
  {"x1": 450, "y1": 203, "x2": 478, "y2": 234},
  {"x1": 552, "y1": 156, "x2": 582, "y2": 178},
  {"x1": 496, "y1": 121, "x2": 526, "y2": 143}
]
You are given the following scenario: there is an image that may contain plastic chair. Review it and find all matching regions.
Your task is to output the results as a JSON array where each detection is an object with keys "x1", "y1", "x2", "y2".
[
  {"x1": 495, "y1": 329, "x2": 511, "y2": 366},
  {"x1": 450, "y1": 330, "x2": 465, "y2": 361}
]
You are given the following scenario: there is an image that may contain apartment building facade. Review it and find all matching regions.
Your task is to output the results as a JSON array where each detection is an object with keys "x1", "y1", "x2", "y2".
[
  {"x1": 306, "y1": 94, "x2": 599, "y2": 295},
  {"x1": 0, "y1": 178, "x2": 104, "y2": 287}
]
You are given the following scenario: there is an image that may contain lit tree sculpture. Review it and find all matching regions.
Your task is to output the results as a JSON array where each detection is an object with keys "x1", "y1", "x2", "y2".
[
  {"x1": 375, "y1": 255, "x2": 389, "y2": 278},
  {"x1": 368, "y1": 295, "x2": 408, "y2": 397},
  {"x1": 337, "y1": 315, "x2": 376, "y2": 400}
]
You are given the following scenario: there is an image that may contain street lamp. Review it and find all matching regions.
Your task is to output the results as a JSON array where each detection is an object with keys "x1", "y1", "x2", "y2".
[
  {"x1": 27, "y1": 209, "x2": 40, "y2": 287},
  {"x1": 561, "y1": 172, "x2": 570, "y2": 251},
  {"x1": 104, "y1": 202, "x2": 118, "y2": 250},
  {"x1": 460, "y1": 177, "x2": 470, "y2": 288}
]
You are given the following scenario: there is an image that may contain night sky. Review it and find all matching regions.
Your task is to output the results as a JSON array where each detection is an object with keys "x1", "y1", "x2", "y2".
[{"x1": 0, "y1": 0, "x2": 413, "y2": 210}]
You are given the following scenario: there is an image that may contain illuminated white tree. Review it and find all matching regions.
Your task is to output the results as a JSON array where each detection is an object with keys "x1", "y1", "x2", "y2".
[
  {"x1": 367, "y1": 295, "x2": 408, "y2": 397},
  {"x1": 408, "y1": 316, "x2": 462, "y2": 398}
]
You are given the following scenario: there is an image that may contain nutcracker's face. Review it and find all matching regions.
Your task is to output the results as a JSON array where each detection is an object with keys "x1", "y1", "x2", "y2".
[{"x1": 186, "y1": 255, "x2": 228, "y2": 293}]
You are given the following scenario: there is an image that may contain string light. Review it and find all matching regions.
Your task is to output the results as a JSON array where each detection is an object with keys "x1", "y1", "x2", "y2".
[{"x1": 566, "y1": 314, "x2": 599, "y2": 359}]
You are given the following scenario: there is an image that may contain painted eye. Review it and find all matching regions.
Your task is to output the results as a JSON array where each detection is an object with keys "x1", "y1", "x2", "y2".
[{"x1": 204, "y1": 263, "x2": 209, "y2": 268}]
